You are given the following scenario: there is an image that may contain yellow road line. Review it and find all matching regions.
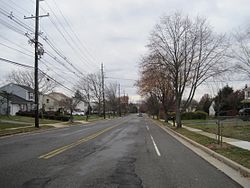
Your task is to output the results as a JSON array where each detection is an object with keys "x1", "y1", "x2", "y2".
[{"x1": 38, "y1": 122, "x2": 125, "y2": 159}]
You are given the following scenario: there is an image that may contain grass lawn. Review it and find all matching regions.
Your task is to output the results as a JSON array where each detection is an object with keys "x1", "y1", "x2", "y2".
[
  {"x1": 0, "y1": 115, "x2": 61, "y2": 124},
  {"x1": 182, "y1": 119, "x2": 250, "y2": 141},
  {"x1": 168, "y1": 125, "x2": 250, "y2": 169},
  {"x1": 73, "y1": 115, "x2": 103, "y2": 122},
  {"x1": 0, "y1": 122, "x2": 31, "y2": 130},
  {"x1": 0, "y1": 125, "x2": 53, "y2": 137}
]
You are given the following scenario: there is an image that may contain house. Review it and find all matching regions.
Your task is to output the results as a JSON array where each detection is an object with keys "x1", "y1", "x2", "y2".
[
  {"x1": 0, "y1": 83, "x2": 35, "y2": 115},
  {"x1": 209, "y1": 101, "x2": 216, "y2": 117},
  {"x1": 241, "y1": 85, "x2": 250, "y2": 108},
  {"x1": 40, "y1": 92, "x2": 69, "y2": 112},
  {"x1": 75, "y1": 101, "x2": 88, "y2": 113},
  {"x1": 40, "y1": 92, "x2": 89, "y2": 113}
]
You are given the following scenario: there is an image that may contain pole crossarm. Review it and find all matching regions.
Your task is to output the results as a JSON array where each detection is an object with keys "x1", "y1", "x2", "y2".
[{"x1": 24, "y1": 13, "x2": 49, "y2": 19}]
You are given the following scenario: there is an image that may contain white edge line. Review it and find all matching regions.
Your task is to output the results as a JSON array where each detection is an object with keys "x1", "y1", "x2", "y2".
[
  {"x1": 146, "y1": 125, "x2": 149, "y2": 131},
  {"x1": 150, "y1": 134, "x2": 161, "y2": 157}
]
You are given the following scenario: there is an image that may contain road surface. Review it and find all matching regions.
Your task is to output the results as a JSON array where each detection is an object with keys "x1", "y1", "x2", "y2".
[{"x1": 0, "y1": 114, "x2": 242, "y2": 188}]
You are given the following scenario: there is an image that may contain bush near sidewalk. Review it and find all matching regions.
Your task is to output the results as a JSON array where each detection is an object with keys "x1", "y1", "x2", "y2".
[
  {"x1": 16, "y1": 111, "x2": 70, "y2": 121},
  {"x1": 161, "y1": 121, "x2": 250, "y2": 169}
]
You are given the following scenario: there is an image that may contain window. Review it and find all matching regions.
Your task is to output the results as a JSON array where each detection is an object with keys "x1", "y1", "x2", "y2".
[
  {"x1": 248, "y1": 91, "x2": 250, "y2": 98},
  {"x1": 46, "y1": 99, "x2": 49, "y2": 103},
  {"x1": 29, "y1": 92, "x2": 33, "y2": 100}
]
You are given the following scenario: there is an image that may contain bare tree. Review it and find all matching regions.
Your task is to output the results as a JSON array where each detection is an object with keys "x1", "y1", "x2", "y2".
[
  {"x1": 7, "y1": 70, "x2": 58, "y2": 94},
  {"x1": 75, "y1": 72, "x2": 103, "y2": 116},
  {"x1": 137, "y1": 54, "x2": 175, "y2": 122},
  {"x1": 146, "y1": 12, "x2": 229, "y2": 127},
  {"x1": 232, "y1": 26, "x2": 250, "y2": 77},
  {"x1": 59, "y1": 90, "x2": 83, "y2": 122},
  {"x1": 88, "y1": 73, "x2": 103, "y2": 115},
  {"x1": 106, "y1": 82, "x2": 118, "y2": 116}
]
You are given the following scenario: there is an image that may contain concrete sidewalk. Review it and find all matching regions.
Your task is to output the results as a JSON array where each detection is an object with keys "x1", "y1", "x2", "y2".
[
  {"x1": 165, "y1": 120, "x2": 250, "y2": 151},
  {"x1": 182, "y1": 125, "x2": 250, "y2": 151}
]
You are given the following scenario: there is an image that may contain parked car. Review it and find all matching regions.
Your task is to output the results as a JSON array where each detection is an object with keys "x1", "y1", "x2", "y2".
[
  {"x1": 72, "y1": 111, "x2": 85, "y2": 116},
  {"x1": 239, "y1": 108, "x2": 250, "y2": 121}
]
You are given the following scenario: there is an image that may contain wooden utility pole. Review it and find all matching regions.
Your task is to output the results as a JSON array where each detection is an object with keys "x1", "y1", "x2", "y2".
[
  {"x1": 25, "y1": 0, "x2": 49, "y2": 128},
  {"x1": 34, "y1": 0, "x2": 40, "y2": 128},
  {"x1": 101, "y1": 63, "x2": 106, "y2": 119}
]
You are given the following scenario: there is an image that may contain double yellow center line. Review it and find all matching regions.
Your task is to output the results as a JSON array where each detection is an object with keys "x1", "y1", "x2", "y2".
[{"x1": 39, "y1": 121, "x2": 125, "y2": 160}]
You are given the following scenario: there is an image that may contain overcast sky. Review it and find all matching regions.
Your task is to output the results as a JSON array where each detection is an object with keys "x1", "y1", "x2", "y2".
[{"x1": 0, "y1": 0, "x2": 250, "y2": 102}]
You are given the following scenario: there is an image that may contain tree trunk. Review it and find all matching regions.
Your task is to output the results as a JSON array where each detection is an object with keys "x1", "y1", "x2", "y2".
[
  {"x1": 70, "y1": 108, "x2": 73, "y2": 123},
  {"x1": 98, "y1": 102, "x2": 101, "y2": 117},
  {"x1": 175, "y1": 99, "x2": 182, "y2": 128},
  {"x1": 164, "y1": 110, "x2": 168, "y2": 122}
]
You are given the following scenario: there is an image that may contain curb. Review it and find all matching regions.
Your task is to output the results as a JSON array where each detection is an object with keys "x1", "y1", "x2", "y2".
[
  {"x1": 0, "y1": 126, "x2": 59, "y2": 139},
  {"x1": 151, "y1": 119, "x2": 250, "y2": 177}
]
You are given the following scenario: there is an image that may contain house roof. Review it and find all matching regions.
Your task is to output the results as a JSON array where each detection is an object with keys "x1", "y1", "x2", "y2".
[
  {"x1": 0, "y1": 93, "x2": 33, "y2": 104},
  {"x1": 15, "y1": 84, "x2": 34, "y2": 93},
  {"x1": 44, "y1": 92, "x2": 69, "y2": 103}
]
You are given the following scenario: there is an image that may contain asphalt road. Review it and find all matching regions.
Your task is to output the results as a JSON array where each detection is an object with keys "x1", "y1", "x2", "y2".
[{"x1": 0, "y1": 114, "x2": 242, "y2": 188}]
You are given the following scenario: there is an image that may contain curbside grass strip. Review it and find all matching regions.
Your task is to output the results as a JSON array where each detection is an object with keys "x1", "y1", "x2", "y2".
[{"x1": 151, "y1": 119, "x2": 250, "y2": 177}]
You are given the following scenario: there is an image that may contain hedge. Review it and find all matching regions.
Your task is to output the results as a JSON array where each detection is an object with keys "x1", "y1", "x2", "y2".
[
  {"x1": 16, "y1": 111, "x2": 70, "y2": 121},
  {"x1": 181, "y1": 111, "x2": 208, "y2": 120}
]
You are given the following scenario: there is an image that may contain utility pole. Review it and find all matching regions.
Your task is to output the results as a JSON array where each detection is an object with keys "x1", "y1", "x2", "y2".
[
  {"x1": 86, "y1": 83, "x2": 90, "y2": 121},
  {"x1": 25, "y1": 0, "x2": 48, "y2": 128},
  {"x1": 118, "y1": 83, "x2": 121, "y2": 117},
  {"x1": 101, "y1": 63, "x2": 106, "y2": 119}
]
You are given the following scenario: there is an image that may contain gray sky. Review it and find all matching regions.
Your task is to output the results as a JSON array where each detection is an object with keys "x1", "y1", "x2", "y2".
[{"x1": 0, "y1": 0, "x2": 250, "y2": 102}]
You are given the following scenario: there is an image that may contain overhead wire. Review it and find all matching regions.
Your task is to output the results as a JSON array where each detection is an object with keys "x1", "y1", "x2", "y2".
[
  {"x1": 0, "y1": 1, "x2": 81, "y2": 92},
  {"x1": 0, "y1": 57, "x2": 75, "y2": 93},
  {"x1": 42, "y1": 1, "x2": 99, "y2": 71},
  {"x1": 0, "y1": 0, "x2": 104, "y2": 93},
  {"x1": 50, "y1": 0, "x2": 100, "y2": 67},
  {"x1": 0, "y1": 1, "x2": 84, "y2": 80},
  {"x1": 0, "y1": 42, "x2": 33, "y2": 58}
]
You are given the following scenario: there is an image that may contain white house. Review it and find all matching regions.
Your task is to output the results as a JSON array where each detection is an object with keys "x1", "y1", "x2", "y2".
[
  {"x1": 241, "y1": 85, "x2": 250, "y2": 108},
  {"x1": 75, "y1": 101, "x2": 88, "y2": 113},
  {"x1": 0, "y1": 83, "x2": 35, "y2": 115},
  {"x1": 209, "y1": 101, "x2": 215, "y2": 117}
]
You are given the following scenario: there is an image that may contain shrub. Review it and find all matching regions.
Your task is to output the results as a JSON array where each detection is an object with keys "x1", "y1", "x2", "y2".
[
  {"x1": 181, "y1": 111, "x2": 208, "y2": 120},
  {"x1": 16, "y1": 111, "x2": 70, "y2": 121}
]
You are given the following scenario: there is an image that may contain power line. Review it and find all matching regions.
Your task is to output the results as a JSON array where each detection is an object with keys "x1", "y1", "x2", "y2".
[
  {"x1": 106, "y1": 76, "x2": 137, "y2": 81},
  {"x1": 0, "y1": 42, "x2": 33, "y2": 58},
  {"x1": 41, "y1": 3, "x2": 95, "y2": 73},
  {"x1": 50, "y1": 0, "x2": 100, "y2": 67},
  {"x1": 0, "y1": 33, "x2": 33, "y2": 54},
  {"x1": 0, "y1": 8, "x2": 34, "y2": 32},
  {"x1": 0, "y1": 57, "x2": 75, "y2": 93},
  {"x1": 0, "y1": 32, "x2": 82, "y2": 88},
  {"x1": 0, "y1": 17, "x2": 26, "y2": 35},
  {"x1": 0, "y1": 57, "x2": 33, "y2": 69}
]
